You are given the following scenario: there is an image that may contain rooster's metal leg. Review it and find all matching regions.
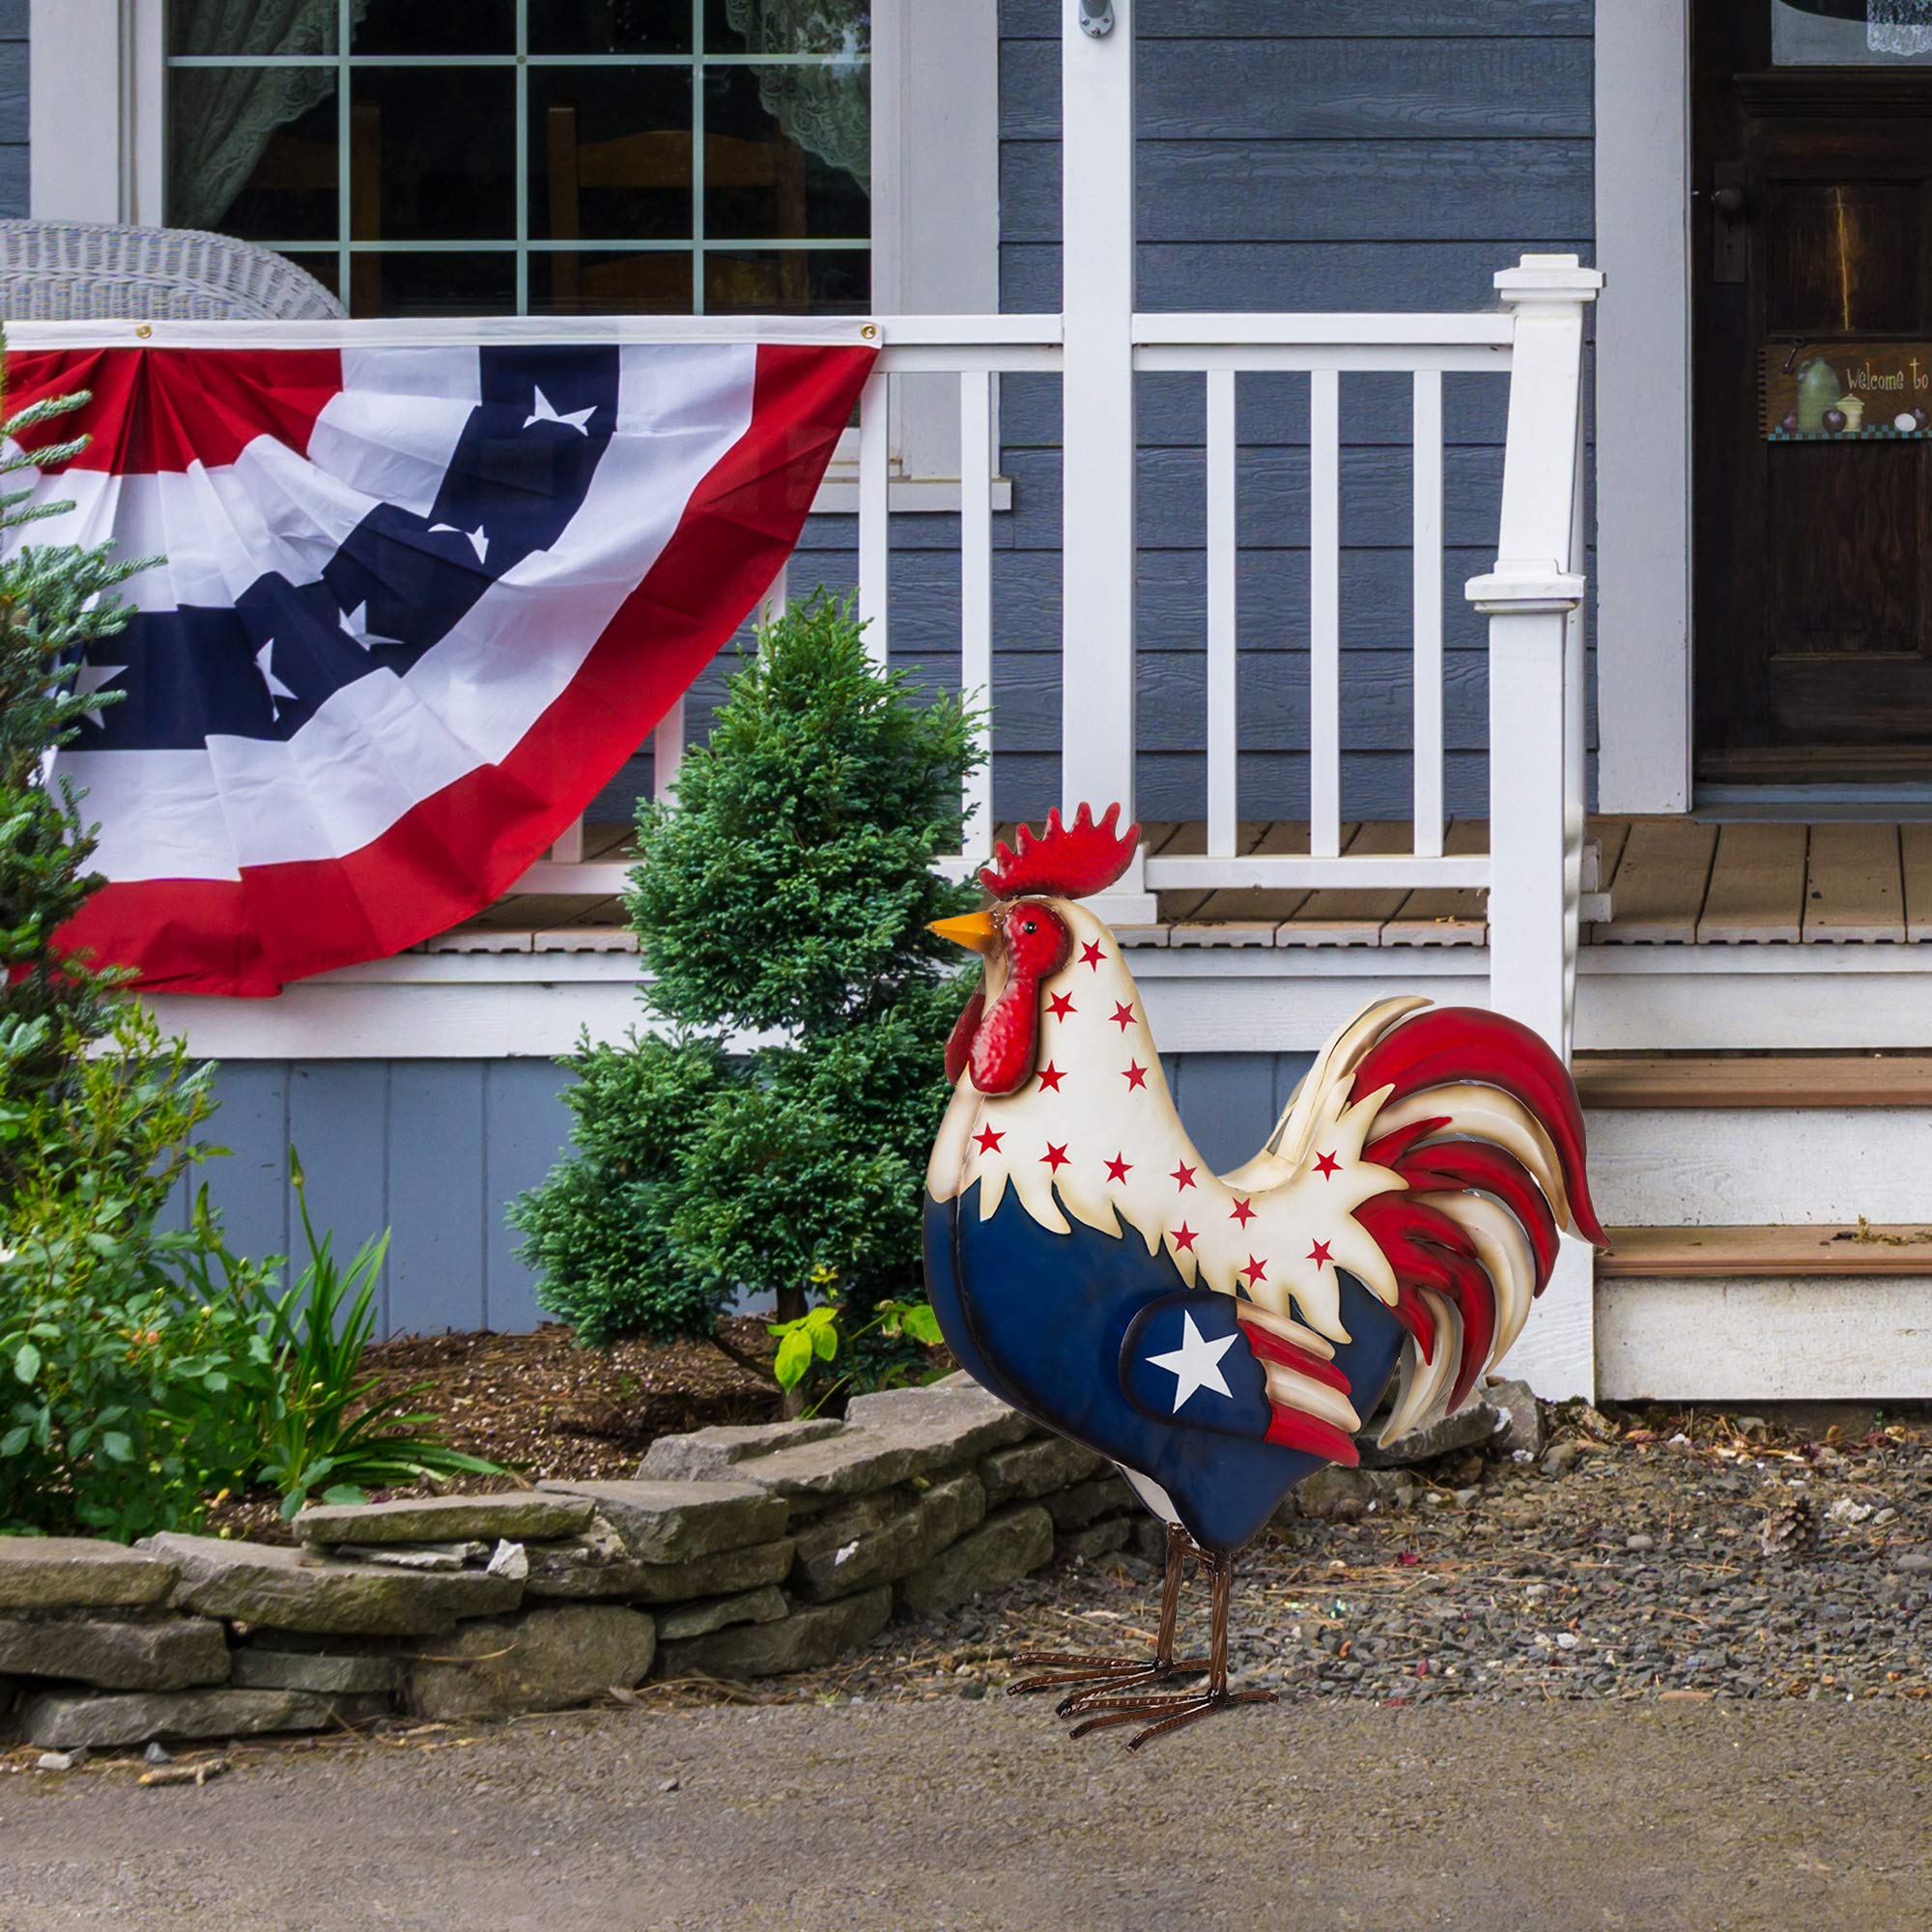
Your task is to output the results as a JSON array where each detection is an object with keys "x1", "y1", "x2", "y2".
[
  {"x1": 1007, "y1": 1522, "x2": 1208, "y2": 1710},
  {"x1": 1062, "y1": 1545, "x2": 1276, "y2": 1749}
]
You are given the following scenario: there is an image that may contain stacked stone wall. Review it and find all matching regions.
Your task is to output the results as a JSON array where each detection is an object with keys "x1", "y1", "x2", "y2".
[{"x1": 0, "y1": 1383, "x2": 1143, "y2": 1751}]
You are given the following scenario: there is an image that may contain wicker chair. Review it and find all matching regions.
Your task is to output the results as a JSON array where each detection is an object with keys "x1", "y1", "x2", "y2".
[{"x1": 0, "y1": 221, "x2": 345, "y2": 323}]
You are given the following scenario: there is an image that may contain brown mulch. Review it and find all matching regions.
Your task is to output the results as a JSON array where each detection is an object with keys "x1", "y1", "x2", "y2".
[{"x1": 204, "y1": 1318, "x2": 783, "y2": 1545}]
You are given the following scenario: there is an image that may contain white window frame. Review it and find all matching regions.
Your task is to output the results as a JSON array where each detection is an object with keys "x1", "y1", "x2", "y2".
[{"x1": 28, "y1": 0, "x2": 1003, "y2": 511}]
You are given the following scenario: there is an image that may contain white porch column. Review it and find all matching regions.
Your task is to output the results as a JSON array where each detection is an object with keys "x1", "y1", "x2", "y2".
[
  {"x1": 1059, "y1": 0, "x2": 1157, "y2": 922},
  {"x1": 1468, "y1": 254, "x2": 1604, "y2": 1403}
]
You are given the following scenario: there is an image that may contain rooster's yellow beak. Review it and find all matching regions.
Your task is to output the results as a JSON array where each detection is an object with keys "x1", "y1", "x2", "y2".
[{"x1": 929, "y1": 910, "x2": 999, "y2": 956}]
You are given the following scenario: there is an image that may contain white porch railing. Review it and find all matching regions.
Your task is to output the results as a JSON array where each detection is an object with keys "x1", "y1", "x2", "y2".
[
  {"x1": 512, "y1": 261, "x2": 1602, "y2": 1058},
  {"x1": 313, "y1": 0, "x2": 1605, "y2": 1399}
]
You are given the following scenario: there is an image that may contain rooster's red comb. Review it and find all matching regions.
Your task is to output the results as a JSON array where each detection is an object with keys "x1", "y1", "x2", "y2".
[{"x1": 978, "y1": 802, "x2": 1140, "y2": 902}]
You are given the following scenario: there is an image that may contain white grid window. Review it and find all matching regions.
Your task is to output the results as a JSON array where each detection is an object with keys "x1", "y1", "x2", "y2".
[{"x1": 161, "y1": 0, "x2": 872, "y2": 319}]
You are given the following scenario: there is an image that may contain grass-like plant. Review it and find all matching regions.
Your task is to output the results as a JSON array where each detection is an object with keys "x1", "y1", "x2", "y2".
[{"x1": 252, "y1": 1153, "x2": 501, "y2": 1519}]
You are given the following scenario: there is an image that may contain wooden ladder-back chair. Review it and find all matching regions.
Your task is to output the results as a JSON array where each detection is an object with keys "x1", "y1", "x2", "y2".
[
  {"x1": 546, "y1": 103, "x2": 810, "y2": 313},
  {"x1": 247, "y1": 101, "x2": 384, "y2": 315}
]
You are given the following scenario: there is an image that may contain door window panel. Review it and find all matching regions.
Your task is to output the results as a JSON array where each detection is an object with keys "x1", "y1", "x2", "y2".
[{"x1": 1775, "y1": 2, "x2": 1932, "y2": 64}]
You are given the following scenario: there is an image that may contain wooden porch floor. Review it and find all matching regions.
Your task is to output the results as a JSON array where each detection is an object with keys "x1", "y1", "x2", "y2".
[{"x1": 445, "y1": 816, "x2": 1932, "y2": 951}]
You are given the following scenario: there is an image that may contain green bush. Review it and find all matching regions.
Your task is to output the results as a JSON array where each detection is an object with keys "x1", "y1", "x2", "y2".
[
  {"x1": 512, "y1": 592, "x2": 981, "y2": 1396},
  {"x1": 0, "y1": 1009, "x2": 276, "y2": 1540}
]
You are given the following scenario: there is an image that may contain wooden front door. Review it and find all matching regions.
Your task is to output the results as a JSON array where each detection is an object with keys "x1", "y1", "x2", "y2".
[{"x1": 1694, "y1": 4, "x2": 1932, "y2": 783}]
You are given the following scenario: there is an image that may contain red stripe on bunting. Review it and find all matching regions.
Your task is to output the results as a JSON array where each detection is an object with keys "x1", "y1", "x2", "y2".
[
  {"x1": 58, "y1": 342, "x2": 876, "y2": 996},
  {"x1": 5, "y1": 348, "x2": 343, "y2": 473}
]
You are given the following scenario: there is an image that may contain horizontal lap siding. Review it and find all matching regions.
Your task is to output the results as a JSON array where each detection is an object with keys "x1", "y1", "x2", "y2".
[
  {"x1": 174, "y1": 1053, "x2": 1283, "y2": 1336},
  {"x1": 0, "y1": 3, "x2": 24, "y2": 216},
  {"x1": 609, "y1": 3, "x2": 1596, "y2": 828},
  {"x1": 174, "y1": 1061, "x2": 575, "y2": 1338}
]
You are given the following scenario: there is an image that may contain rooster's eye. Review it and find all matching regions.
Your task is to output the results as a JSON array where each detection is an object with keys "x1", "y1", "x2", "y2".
[{"x1": 1021, "y1": 921, "x2": 1038, "y2": 935}]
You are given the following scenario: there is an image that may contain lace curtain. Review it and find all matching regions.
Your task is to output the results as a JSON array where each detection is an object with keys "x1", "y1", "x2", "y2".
[
  {"x1": 167, "y1": 0, "x2": 371, "y2": 233},
  {"x1": 1870, "y1": 0, "x2": 1932, "y2": 54},
  {"x1": 724, "y1": 0, "x2": 871, "y2": 188}
]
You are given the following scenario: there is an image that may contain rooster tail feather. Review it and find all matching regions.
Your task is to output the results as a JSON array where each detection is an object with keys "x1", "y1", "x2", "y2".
[
  {"x1": 1349, "y1": 1008, "x2": 1606, "y2": 1246},
  {"x1": 1266, "y1": 995, "x2": 1432, "y2": 1167},
  {"x1": 1317, "y1": 1003, "x2": 1603, "y2": 1442}
]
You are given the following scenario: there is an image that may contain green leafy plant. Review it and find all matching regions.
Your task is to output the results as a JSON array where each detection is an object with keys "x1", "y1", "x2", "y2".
[
  {"x1": 252, "y1": 1152, "x2": 502, "y2": 1519},
  {"x1": 512, "y1": 592, "x2": 981, "y2": 1408},
  {"x1": 768, "y1": 1293, "x2": 945, "y2": 1417},
  {"x1": 0, "y1": 1012, "x2": 278, "y2": 1539}
]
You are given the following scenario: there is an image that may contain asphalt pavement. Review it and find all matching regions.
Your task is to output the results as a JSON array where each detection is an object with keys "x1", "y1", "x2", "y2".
[{"x1": 1, "y1": 1696, "x2": 1926, "y2": 1930}]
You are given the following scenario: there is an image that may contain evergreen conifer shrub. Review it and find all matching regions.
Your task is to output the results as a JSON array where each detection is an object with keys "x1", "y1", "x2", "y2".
[
  {"x1": 0, "y1": 351, "x2": 277, "y2": 1537},
  {"x1": 512, "y1": 594, "x2": 982, "y2": 1375}
]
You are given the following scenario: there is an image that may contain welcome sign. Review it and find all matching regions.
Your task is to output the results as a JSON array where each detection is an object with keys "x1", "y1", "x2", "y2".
[{"x1": 1762, "y1": 342, "x2": 1932, "y2": 440}]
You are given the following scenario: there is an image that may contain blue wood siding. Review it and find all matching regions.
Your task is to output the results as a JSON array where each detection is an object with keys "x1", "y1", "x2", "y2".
[
  {"x1": 0, "y1": 0, "x2": 25, "y2": 217},
  {"x1": 181, "y1": 1060, "x2": 574, "y2": 1338},
  {"x1": 585, "y1": 0, "x2": 1596, "y2": 829},
  {"x1": 182, "y1": 1052, "x2": 1306, "y2": 1337}
]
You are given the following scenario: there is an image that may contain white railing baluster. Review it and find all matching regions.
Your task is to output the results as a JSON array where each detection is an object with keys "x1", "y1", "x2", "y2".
[
  {"x1": 1411, "y1": 369, "x2": 1445, "y2": 859},
  {"x1": 1309, "y1": 368, "x2": 1342, "y2": 859},
  {"x1": 959, "y1": 368, "x2": 994, "y2": 863},
  {"x1": 549, "y1": 816, "x2": 584, "y2": 864},
  {"x1": 1466, "y1": 252, "x2": 1605, "y2": 1405},
  {"x1": 1206, "y1": 368, "x2": 1238, "y2": 859},
  {"x1": 652, "y1": 693, "x2": 686, "y2": 803},
  {"x1": 857, "y1": 366, "x2": 890, "y2": 667}
]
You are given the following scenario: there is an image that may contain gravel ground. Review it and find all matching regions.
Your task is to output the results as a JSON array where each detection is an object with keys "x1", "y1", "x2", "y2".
[{"x1": 765, "y1": 1403, "x2": 1932, "y2": 1711}]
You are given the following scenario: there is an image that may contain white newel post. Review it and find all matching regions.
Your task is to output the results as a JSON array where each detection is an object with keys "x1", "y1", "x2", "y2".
[
  {"x1": 1467, "y1": 253, "x2": 1605, "y2": 1403},
  {"x1": 1059, "y1": 0, "x2": 1157, "y2": 921}
]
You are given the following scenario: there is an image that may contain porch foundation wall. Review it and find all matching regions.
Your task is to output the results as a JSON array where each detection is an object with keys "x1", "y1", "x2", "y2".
[{"x1": 176, "y1": 1052, "x2": 1308, "y2": 1340}]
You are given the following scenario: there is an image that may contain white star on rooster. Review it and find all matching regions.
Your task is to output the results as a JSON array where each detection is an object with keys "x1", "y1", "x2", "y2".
[
  {"x1": 431, "y1": 522, "x2": 490, "y2": 564},
  {"x1": 524, "y1": 385, "x2": 595, "y2": 435},
  {"x1": 71, "y1": 659, "x2": 127, "y2": 730},
  {"x1": 337, "y1": 601, "x2": 402, "y2": 652},
  {"x1": 1147, "y1": 1312, "x2": 1237, "y2": 1414},
  {"x1": 255, "y1": 638, "x2": 298, "y2": 719}
]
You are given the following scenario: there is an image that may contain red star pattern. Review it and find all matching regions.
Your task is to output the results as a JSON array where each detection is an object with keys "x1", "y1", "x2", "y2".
[
  {"x1": 1122, "y1": 1061, "x2": 1149, "y2": 1091},
  {"x1": 1313, "y1": 1151, "x2": 1342, "y2": 1179},
  {"x1": 1041, "y1": 1143, "x2": 1070, "y2": 1172},
  {"x1": 973, "y1": 1125, "x2": 1004, "y2": 1154},
  {"x1": 1037, "y1": 1062, "x2": 1066, "y2": 1093},
  {"x1": 1103, "y1": 1152, "x2": 1132, "y2": 1183},
  {"x1": 1046, "y1": 991, "x2": 1076, "y2": 1020},
  {"x1": 1079, "y1": 940, "x2": 1106, "y2": 971},
  {"x1": 1170, "y1": 1161, "x2": 1198, "y2": 1191},
  {"x1": 1240, "y1": 1255, "x2": 1268, "y2": 1287},
  {"x1": 1171, "y1": 1223, "x2": 1199, "y2": 1252},
  {"x1": 1307, "y1": 1238, "x2": 1333, "y2": 1268},
  {"x1": 1108, "y1": 1001, "x2": 1136, "y2": 1032},
  {"x1": 1230, "y1": 1198, "x2": 1256, "y2": 1227}
]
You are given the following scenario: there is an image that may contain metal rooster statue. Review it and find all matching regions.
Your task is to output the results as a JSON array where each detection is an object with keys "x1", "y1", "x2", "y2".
[{"x1": 924, "y1": 804, "x2": 1605, "y2": 1748}]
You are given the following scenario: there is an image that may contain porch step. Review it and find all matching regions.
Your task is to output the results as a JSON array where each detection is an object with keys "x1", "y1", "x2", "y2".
[
  {"x1": 1601, "y1": 1223, "x2": 1932, "y2": 1277},
  {"x1": 1577, "y1": 1051, "x2": 1932, "y2": 1109},
  {"x1": 1595, "y1": 1223, "x2": 1932, "y2": 1402},
  {"x1": 1579, "y1": 1053, "x2": 1932, "y2": 1227}
]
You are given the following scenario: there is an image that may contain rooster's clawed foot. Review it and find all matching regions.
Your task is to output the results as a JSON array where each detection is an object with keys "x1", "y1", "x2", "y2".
[
  {"x1": 1007, "y1": 1650, "x2": 1210, "y2": 1712},
  {"x1": 1065, "y1": 1684, "x2": 1277, "y2": 1750},
  {"x1": 1017, "y1": 1525, "x2": 1276, "y2": 1750}
]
